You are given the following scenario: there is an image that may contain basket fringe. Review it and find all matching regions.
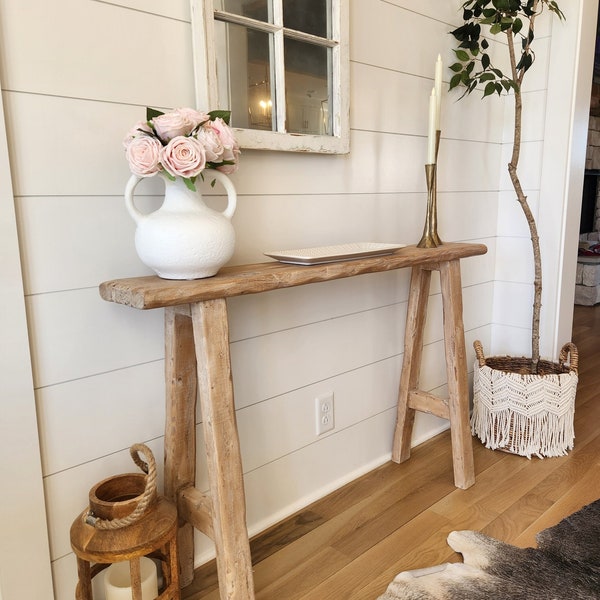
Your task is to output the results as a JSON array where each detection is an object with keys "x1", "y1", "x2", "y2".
[{"x1": 472, "y1": 363, "x2": 577, "y2": 459}]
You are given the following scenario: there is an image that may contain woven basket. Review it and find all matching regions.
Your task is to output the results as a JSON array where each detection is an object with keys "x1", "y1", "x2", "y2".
[{"x1": 471, "y1": 340, "x2": 578, "y2": 459}]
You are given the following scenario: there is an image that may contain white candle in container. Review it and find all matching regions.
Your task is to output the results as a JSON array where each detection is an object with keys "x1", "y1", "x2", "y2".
[{"x1": 104, "y1": 557, "x2": 158, "y2": 600}]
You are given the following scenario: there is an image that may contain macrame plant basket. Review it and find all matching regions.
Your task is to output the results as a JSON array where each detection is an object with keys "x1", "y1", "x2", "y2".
[{"x1": 471, "y1": 340, "x2": 578, "y2": 459}]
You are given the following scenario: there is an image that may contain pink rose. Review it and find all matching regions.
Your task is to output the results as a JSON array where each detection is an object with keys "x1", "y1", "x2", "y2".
[
  {"x1": 209, "y1": 118, "x2": 238, "y2": 152},
  {"x1": 217, "y1": 146, "x2": 240, "y2": 174},
  {"x1": 125, "y1": 135, "x2": 162, "y2": 176},
  {"x1": 195, "y1": 127, "x2": 224, "y2": 162},
  {"x1": 152, "y1": 110, "x2": 196, "y2": 142},
  {"x1": 160, "y1": 136, "x2": 206, "y2": 178},
  {"x1": 177, "y1": 107, "x2": 210, "y2": 129},
  {"x1": 122, "y1": 121, "x2": 153, "y2": 149}
]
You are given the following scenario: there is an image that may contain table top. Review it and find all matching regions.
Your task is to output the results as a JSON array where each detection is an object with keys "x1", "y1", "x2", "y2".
[{"x1": 99, "y1": 242, "x2": 487, "y2": 310}]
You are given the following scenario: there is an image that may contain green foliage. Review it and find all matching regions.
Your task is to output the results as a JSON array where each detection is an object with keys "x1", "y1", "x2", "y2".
[
  {"x1": 208, "y1": 109, "x2": 232, "y2": 125},
  {"x1": 449, "y1": 0, "x2": 563, "y2": 98},
  {"x1": 146, "y1": 107, "x2": 164, "y2": 121}
]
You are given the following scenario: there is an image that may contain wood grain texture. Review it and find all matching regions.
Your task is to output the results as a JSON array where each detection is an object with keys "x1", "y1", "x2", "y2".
[
  {"x1": 392, "y1": 260, "x2": 474, "y2": 489},
  {"x1": 392, "y1": 266, "x2": 431, "y2": 462},
  {"x1": 182, "y1": 305, "x2": 599, "y2": 600},
  {"x1": 98, "y1": 243, "x2": 487, "y2": 310},
  {"x1": 70, "y1": 497, "x2": 180, "y2": 599},
  {"x1": 439, "y1": 259, "x2": 474, "y2": 489},
  {"x1": 191, "y1": 300, "x2": 254, "y2": 600},
  {"x1": 164, "y1": 308, "x2": 197, "y2": 587}
]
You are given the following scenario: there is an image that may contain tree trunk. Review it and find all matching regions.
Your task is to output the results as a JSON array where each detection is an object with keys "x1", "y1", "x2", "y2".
[{"x1": 507, "y1": 23, "x2": 542, "y2": 372}]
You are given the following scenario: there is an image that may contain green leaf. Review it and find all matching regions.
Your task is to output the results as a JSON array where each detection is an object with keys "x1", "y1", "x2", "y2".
[
  {"x1": 492, "y1": 0, "x2": 510, "y2": 10},
  {"x1": 450, "y1": 62, "x2": 463, "y2": 72},
  {"x1": 146, "y1": 107, "x2": 164, "y2": 121},
  {"x1": 512, "y1": 17, "x2": 523, "y2": 34},
  {"x1": 183, "y1": 177, "x2": 197, "y2": 192},
  {"x1": 481, "y1": 38, "x2": 489, "y2": 49},
  {"x1": 489, "y1": 23, "x2": 502, "y2": 35},
  {"x1": 449, "y1": 73, "x2": 463, "y2": 90},
  {"x1": 479, "y1": 72, "x2": 496, "y2": 81},
  {"x1": 483, "y1": 81, "x2": 496, "y2": 97},
  {"x1": 454, "y1": 49, "x2": 470, "y2": 61},
  {"x1": 549, "y1": 1, "x2": 565, "y2": 19},
  {"x1": 481, "y1": 53, "x2": 490, "y2": 69},
  {"x1": 207, "y1": 109, "x2": 232, "y2": 124},
  {"x1": 516, "y1": 52, "x2": 533, "y2": 72}
]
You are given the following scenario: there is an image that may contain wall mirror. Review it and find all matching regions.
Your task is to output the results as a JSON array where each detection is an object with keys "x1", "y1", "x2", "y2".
[{"x1": 191, "y1": 0, "x2": 349, "y2": 153}]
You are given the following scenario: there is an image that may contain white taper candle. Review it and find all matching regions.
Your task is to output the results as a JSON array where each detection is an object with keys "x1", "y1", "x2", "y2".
[
  {"x1": 427, "y1": 88, "x2": 437, "y2": 164},
  {"x1": 434, "y1": 54, "x2": 443, "y2": 131}
]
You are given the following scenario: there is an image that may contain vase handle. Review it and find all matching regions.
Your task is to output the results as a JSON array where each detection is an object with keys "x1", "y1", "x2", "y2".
[
  {"x1": 124, "y1": 174, "x2": 146, "y2": 225},
  {"x1": 207, "y1": 170, "x2": 237, "y2": 220}
]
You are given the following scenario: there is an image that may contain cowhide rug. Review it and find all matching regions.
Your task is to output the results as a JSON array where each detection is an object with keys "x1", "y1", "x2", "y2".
[{"x1": 378, "y1": 499, "x2": 600, "y2": 599}]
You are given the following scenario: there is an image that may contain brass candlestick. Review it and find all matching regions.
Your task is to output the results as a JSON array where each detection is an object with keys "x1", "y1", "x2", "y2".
[{"x1": 417, "y1": 130, "x2": 443, "y2": 248}]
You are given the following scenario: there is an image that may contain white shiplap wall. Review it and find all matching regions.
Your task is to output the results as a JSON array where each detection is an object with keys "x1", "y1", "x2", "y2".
[{"x1": 1, "y1": 0, "x2": 570, "y2": 598}]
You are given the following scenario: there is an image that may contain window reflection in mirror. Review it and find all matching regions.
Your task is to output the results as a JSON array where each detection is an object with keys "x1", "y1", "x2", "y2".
[
  {"x1": 284, "y1": 38, "x2": 331, "y2": 135},
  {"x1": 214, "y1": 21, "x2": 273, "y2": 131},
  {"x1": 283, "y1": 0, "x2": 329, "y2": 37},
  {"x1": 213, "y1": 0, "x2": 334, "y2": 136},
  {"x1": 214, "y1": 0, "x2": 270, "y2": 23}
]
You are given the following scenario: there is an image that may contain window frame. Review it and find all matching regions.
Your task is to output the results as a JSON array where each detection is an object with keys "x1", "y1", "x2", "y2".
[{"x1": 190, "y1": 0, "x2": 350, "y2": 154}]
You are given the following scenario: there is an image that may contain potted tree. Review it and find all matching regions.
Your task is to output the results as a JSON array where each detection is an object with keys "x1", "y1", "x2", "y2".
[{"x1": 449, "y1": 0, "x2": 578, "y2": 458}]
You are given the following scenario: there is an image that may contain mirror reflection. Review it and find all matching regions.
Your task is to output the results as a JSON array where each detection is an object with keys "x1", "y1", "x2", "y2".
[{"x1": 214, "y1": 0, "x2": 333, "y2": 136}]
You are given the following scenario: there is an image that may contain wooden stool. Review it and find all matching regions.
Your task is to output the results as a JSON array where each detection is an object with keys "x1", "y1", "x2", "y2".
[{"x1": 70, "y1": 444, "x2": 180, "y2": 600}]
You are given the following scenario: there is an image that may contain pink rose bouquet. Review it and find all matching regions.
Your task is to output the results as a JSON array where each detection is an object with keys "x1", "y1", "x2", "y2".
[{"x1": 123, "y1": 107, "x2": 240, "y2": 191}]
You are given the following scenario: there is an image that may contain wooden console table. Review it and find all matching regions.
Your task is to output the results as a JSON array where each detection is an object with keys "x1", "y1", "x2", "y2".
[{"x1": 99, "y1": 241, "x2": 487, "y2": 599}]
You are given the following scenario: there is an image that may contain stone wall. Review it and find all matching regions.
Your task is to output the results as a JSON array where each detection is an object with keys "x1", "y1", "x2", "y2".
[
  {"x1": 576, "y1": 232, "x2": 600, "y2": 305},
  {"x1": 586, "y1": 115, "x2": 600, "y2": 171}
]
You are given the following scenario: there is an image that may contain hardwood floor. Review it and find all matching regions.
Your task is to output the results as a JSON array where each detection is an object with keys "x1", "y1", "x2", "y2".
[{"x1": 183, "y1": 304, "x2": 600, "y2": 599}]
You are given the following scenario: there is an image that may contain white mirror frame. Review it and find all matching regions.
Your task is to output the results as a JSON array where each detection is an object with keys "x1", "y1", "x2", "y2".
[{"x1": 190, "y1": 0, "x2": 350, "y2": 154}]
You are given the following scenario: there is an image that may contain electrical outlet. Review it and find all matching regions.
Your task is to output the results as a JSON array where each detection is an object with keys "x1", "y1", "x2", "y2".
[{"x1": 315, "y1": 392, "x2": 334, "y2": 435}]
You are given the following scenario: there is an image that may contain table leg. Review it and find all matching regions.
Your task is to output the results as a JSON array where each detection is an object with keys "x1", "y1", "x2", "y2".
[
  {"x1": 164, "y1": 307, "x2": 197, "y2": 586},
  {"x1": 392, "y1": 265, "x2": 432, "y2": 463},
  {"x1": 392, "y1": 260, "x2": 474, "y2": 490},
  {"x1": 439, "y1": 259, "x2": 475, "y2": 489},
  {"x1": 191, "y1": 299, "x2": 255, "y2": 600}
]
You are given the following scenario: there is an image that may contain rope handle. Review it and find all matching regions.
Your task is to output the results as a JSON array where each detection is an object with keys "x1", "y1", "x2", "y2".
[
  {"x1": 559, "y1": 342, "x2": 579, "y2": 374},
  {"x1": 473, "y1": 340, "x2": 486, "y2": 367},
  {"x1": 86, "y1": 443, "x2": 157, "y2": 530}
]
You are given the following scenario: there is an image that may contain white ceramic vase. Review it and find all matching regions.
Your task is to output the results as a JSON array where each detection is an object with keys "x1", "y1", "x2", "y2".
[{"x1": 125, "y1": 171, "x2": 237, "y2": 279}]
